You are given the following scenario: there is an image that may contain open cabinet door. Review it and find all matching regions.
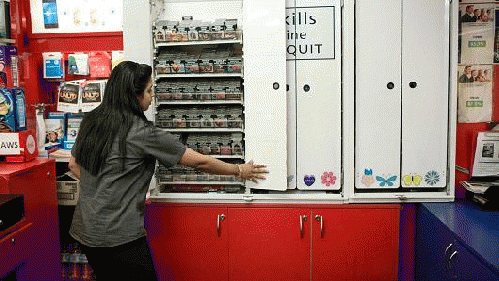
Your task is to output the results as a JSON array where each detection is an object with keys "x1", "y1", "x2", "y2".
[{"x1": 243, "y1": 0, "x2": 287, "y2": 190}]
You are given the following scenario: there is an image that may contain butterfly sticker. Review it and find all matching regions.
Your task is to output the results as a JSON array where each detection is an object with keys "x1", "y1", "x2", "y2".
[
  {"x1": 376, "y1": 175, "x2": 397, "y2": 187},
  {"x1": 402, "y1": 174, "x2": 422, "y2": 187}
]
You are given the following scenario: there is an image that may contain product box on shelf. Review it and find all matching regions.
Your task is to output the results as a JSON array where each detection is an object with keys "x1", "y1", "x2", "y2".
[
  {"x1": 44, "y1": 111, "x2": 65, "y2": 149},
  {"x1": 65, "y1": 113, "x2": 84, "y2": 150},
  {"x1": 56, "y1": 171, "x2": 80, "y2": 206},
  {"x1": 0, "y1": 46, "x2": 17, "y2": 88},
  {"x1": 0, "y1": 88, "x2": 26, "y2": 133},
  {"x1": 43, "y1": 52, "x2": 65, "y2": 80},
  {"x1": 0, "y1": 129, "x2": 38, "y2": 162}
]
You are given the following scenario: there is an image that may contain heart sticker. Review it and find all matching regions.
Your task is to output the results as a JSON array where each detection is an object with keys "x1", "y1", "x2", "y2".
[{"x1": 304, "y1": 175, "x2": 315, "y2": 186}]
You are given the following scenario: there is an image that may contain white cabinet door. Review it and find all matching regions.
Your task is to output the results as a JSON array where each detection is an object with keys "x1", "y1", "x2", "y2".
[
  {"x1": 296, "y1": 60, "x2": 341, "y2": 190},
  {"x1": 401, "y1": 0, "x2": 449, "y2": 188},
  {"x1": 287, "y1": 0, "x2": 341, "y2": 190},
  {"x1": 355, "y1": 0, "x2": 450, "y2": 190},
  {"x1": 243, "y1": 0, "x2": 287, "y2": 190},
  {"x1": 355, "y1": 0, "x2": 402, "y2": 189},
  {"x1": 286, "y1": 0, "x2": 297, "y2": 189},
  {"x1": 287, "y1": 60, "x2": 297, "y2": 189}
]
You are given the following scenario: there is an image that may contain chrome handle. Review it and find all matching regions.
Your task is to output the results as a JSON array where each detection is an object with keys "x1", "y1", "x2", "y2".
[
  {"x1": 448, "y1": 251, "x2": 458, "y2": 270},
  {"x1": 11, "y1": 238, "x2": 15, "y2": 245},
  {"x1": 315, "y1": 215, "x2": 323, "y2": 238},
  {"x1": 299, "y1": 215, "x2": 307, "y2": 237},
  {"x1": 300, "y1": 215, "x2": 303, "y2": 236},
  {"x1": 444, "y1": 243, "x2": 453, "y2": 257},
  {"x1": 217, "y1": 214, "x2": 225, "y2": 235}
]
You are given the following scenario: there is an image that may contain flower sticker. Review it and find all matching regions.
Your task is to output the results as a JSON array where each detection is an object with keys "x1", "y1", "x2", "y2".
[
  {"x1": 424, "y1": 170, "x2": 440, "y2": 186},
  {"x1": 361, "y1": 169, "x2": 374, "y2": 187},
  {"x1": 321, "y1": 172, "x2": 337, "y2": 187}
]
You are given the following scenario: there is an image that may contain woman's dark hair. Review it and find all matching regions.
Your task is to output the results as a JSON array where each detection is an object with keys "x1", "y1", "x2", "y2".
[{"x1": 73, "y1": 61, "x2": 152, "y2": 175}]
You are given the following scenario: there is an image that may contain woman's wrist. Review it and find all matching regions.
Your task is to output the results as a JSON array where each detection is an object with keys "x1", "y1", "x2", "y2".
[{"x1": 237, "y1": 164, "x2": 244, "y2": 178}]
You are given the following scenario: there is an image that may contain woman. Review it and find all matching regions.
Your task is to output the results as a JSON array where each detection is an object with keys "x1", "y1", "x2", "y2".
[{"x1": 68, "y1": 61, "x2": 267, "y2": 280}]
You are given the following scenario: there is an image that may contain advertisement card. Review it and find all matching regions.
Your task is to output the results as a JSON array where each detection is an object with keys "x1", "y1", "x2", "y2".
[
  {"x1": 80, "y1": 80, "x2": 105, "y2": 112},
  {"x1": 458, "y1": 65, "x2": 493, "y2": 123},
  {"x1": 57, "y1": 80, "x2": 82, "y2": 113},
  {"x1": 460, "y1": 4, "x2": 495, "y2": 64}
]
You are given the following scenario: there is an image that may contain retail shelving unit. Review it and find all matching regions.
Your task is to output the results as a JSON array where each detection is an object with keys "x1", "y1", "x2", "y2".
[
  {"x1": 152, "y1": 19, "x2": 247, "y2": 194},
  {"x1": 123, "y1": 0, "x2": 458, "y2": 204}
]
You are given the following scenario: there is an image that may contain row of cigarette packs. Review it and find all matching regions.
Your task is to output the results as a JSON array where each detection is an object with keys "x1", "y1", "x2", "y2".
[
  {"x1": 155, "y1": 79, "x2": 242, "y2": 101},
  {"x1": 154, "y1": 17, "x2": 240, "y2": 43},
  {"x1": 157, "y1": 164, "x2": 244, "y2": 183},
  {"x1": 156, "y1": 114, "x2": 244, "y2": 129},
  {"x1": 172, "y1": 132, "x2": 244, "y2": 156},
  {"x1": 155, "y1": 57, "x2": 242, "y2": 75}
]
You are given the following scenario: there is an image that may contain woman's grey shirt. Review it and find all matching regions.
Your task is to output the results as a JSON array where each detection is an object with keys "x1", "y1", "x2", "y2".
[{"x1": 70, "y1": 117, "x2": 186, "y2": 247}]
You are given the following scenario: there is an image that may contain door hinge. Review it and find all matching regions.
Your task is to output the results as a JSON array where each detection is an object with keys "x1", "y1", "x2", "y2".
[
  {"x1": 396, "y1": 195, "x2": 408, "y2": 201},
  {"x1": 243, "y1": 194, "x2": 254, "y2": 202}
]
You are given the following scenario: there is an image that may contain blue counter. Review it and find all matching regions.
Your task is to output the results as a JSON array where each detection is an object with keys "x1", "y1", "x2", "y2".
[{"x1": 421, "y1": 200, "x2": 499, "y2": 274}]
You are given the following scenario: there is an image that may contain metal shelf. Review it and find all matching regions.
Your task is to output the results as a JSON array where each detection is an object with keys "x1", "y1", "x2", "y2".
[
  {"x1": 158, "y1": 180, "x2": 244, "y2": 185},
  {"x1": 160, "y1": 128, "x2": 244, "y2": 133},
  {"x1": 156, "y1": 100, "x2": 243, "y2": 105},
  {"x1": 155, "y1": 73, "x2": 243, "y2": 79},
  {"x1": 212, "y1": 155, "x2": 244, "y2": 159},
  {"x1": 154, "y1": 39, "x2": 242, "y2": 48}
]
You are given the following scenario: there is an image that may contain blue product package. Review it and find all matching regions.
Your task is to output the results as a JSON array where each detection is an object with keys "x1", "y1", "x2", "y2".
[
  {"x1": 0, "y1": 88, "x2": 25, "y2": 132},
  {"x1": 45, "y1": 58, "x2": 63, "y2": 78},
  {"x1": 11, "y1": 88, "x2": 26, "y2": 131},
  {"x1": 64, "y1": 112, "x2": 84, "y2": 149},
  {"x1": 0, "y1": 88, "x2": 15, "y2": 132}
]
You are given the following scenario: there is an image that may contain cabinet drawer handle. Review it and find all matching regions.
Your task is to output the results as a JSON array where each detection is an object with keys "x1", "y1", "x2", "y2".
[
  {"x1": 387, "y1": 82, "x2": 395, "y2": 89},
  {"x1": 315, "y1": 215, "x2": 323, "y2": 238},
  {"x1": 217, "y1": 214, "x2": 225, "y2": 235},
  {"x1": 444, "y1": 243, "x2": 453, "y2": 257},
  {"x1": 448, "y1": 250, "x2": 458, "y2": 270},
  {"x1": 299, "y1": 215, "x2": 307, "y2": 237}
]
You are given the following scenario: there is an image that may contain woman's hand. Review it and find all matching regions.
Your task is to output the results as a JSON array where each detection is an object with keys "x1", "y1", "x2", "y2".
[{"x1": 237, "y1": 160, "x2": 269, "y2": 182}]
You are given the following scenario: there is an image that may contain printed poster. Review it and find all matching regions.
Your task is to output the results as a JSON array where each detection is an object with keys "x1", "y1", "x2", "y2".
[
  {"x1": 80, "y1": 80, "x2": 105, "y2": 112},
  {"x1": 57, "y1": 80, "x2": 82, "y2": 113},
  {"x1": 458, "y1": 65, "x2": 493, "y2": 123},
  {"x1": 460, "y1": 3, "x2": 495, "y2": 64},
  {"x1": 31, "y1": 0, "x2": 122, "y2": 34}
]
